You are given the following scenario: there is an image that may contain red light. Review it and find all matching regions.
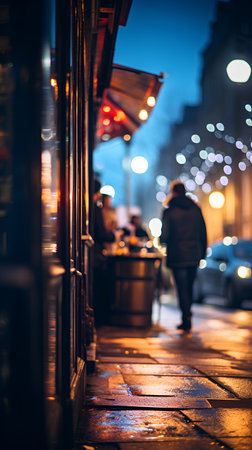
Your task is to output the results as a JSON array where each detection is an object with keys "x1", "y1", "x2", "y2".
[
  {"x1": 97, "y1": 128, "x2": 104, "y2": 136},
  {"x1": 102, "y1": 118, "x2": 111, "y2": 126},
  {"x1": 102, "y1": 105, "x2": 111, "y2": 113}
]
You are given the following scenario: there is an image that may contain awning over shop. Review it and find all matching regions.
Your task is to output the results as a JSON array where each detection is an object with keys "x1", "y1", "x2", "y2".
[{"x1": 96, "y1": 64, "x2": 164, "y2": 144}]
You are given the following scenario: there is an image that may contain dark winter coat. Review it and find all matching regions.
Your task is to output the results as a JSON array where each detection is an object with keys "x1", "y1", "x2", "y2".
[
  {"x1": 160, "y1": 195, "x2": 207, "y2": 268},
  {"x1": 94, "y1": 203, "x2": 115, "y2": 267}
]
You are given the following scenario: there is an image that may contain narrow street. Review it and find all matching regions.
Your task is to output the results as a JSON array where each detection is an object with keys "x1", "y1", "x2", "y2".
[{"x1": 75, "y1": 294, "x2": 252, "y2": 449}]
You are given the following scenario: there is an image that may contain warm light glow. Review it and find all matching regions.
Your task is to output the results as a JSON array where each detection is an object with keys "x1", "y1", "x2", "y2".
[
  {"x1": 237, "y1": 266, "x2": 251, "y2": 279},
  {"x1": 131, "y1": 156, "x2": 148, "y2": 174},
  {"x1": 50, "y1": 78, "x2": 57, "y2": 87},
  {"x1": 223, "y1": 236, "x2": 232, "y2": 246},
  {"x1": 102, "y1": 105, "x2": 111, "y2": 113},
  {"x1": 209, "y1": 191, "x2": 225, "y2": 208},
  {"x1": 102, "y1": 118, "x2": 111, "y2": 126},
  {"x1": 100, "y1": 185, "x2": 115, "y2": 198},
  {"x1": 226, "y1": 59, "x2": 251, "y2": 83},
  {"x1": 147, "y1": 96, "x2": 156, "y2": 107},
  {"x1": 114, "y1": 110, "x2": 126, "y2": 122},
  {"x1": 123, "y1": 134, "x2": 131, "y2": 142},
  {"x1": 149, "y1": 218, "x2": 162, "y2": 237},
  {"x1": 138, "y1": 109, "x2": 148, "y2": 120}
]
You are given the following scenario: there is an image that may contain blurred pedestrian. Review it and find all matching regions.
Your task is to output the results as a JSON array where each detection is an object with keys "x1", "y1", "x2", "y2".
[
  {"x1": 102, "y1": 193, "x2": 118, "y2": 232},
  {"x1": 130, "y1": 214, "x2": 149, "y2": 240},
  {"x1": 92, "y1": 179, "x2": 119, "y2": 326},
  {"x1": 160, "y1": 181, "x2": 207, "y2": 331}
]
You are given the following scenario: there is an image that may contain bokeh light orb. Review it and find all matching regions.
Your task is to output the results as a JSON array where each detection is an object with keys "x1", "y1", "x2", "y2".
[
  {"x1": 176, "y1": 153, "x2": 186, "y2": 164},
  {"x1": 226, "y1": 59, "x2": 251, "y2": 83},
  {"x1": 191, "y1": 134, "x2": 201, "y2": 144},
  {"x1": 209, "y1": 191, "x2": 225, "y2": 208},
  {"x1": 147, "y1": 96, "x2": 156, "y2": 107},
  {"x1": 149, "y1": 218, "x2": 162, "y2": 237},
  {"x1": 138, "y1": 109, "x2": 148, "y2": 120},
  {"x1": 131, "y1": 156, "x2": 148, "y2": 174},
  {"x1": 100, "y1": 185, "x2": 115, "y2": 198}
]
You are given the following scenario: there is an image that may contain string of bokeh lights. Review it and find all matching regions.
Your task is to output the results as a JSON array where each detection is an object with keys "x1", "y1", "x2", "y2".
[{"x1": 156, "y1": 102, "x2": 252, "y2": 204}]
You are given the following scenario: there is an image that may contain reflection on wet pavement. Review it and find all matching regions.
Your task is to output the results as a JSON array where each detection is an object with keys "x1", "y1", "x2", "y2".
[{"x1": 75, "y1": 299, "x2": 252, "y2": 448}]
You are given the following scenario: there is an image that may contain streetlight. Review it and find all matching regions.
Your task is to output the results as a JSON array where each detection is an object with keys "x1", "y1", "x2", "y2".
[
  {"x1": 225, "y1": 57, "x2": 251, "y2": 236},
  {"x1": 131, "y1": 156, "x2": 148, "y2": 174},
  {"x1": 226, "y1": 59, "x2": 251, "y2": 83}
]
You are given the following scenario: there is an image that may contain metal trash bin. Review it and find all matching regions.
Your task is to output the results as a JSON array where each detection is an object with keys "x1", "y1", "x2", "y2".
[{"x1": 107, "y1": 254, "x2": 161, "y2": 327}]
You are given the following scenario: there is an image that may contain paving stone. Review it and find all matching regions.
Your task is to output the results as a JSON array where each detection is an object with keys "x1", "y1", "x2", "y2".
[
  {"x1": 194, "y1": 365, "x2": 252, "y2": 378},
  {"x1": 118, "y1": 439, "x2": 226, "y2": 449},
  {"x1": 219, "y1": 437, "x2": 252, "y2": 449},
  {"x1": 221, "y1": 351, "x2": 252, "y2": 361},
  {"x1": 88, "y1": 394, "x2": 210, "y2": 409},
  {"x1": 98, "y1": 356, "x2": 157, "y2": 364},
  {"x1": 95, "y1": 363, "x2": 122, "y2": 375},
  {"x1": 116, "y1": 364, "x2": 201, "y2": 376},
  {"x1": 209, "y1": 399, "x2": 252, "y2": 408},
  {"x1": 122, "y1": 375, "x2": 235, "y2": 398},
  {"x1": 214, "y1": 377, "x2": 252, "y2": 398},
  {"x1": 155, "y1": 358, "x2": 233, "y2": 366},
  {"x1": 75, "y1": 409, "x2": 202, "y2": 443},
  {"x1": 107, "y1": 374, "x2": 126, "y2": 388},
  {"x1": 182, "y1": 408, "x2": 252, "y2": 437}
]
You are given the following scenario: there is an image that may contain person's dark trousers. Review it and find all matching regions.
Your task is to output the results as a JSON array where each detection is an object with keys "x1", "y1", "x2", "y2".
[{"x1": 172, "y1": 266, "x2": 197, "y2": 328}]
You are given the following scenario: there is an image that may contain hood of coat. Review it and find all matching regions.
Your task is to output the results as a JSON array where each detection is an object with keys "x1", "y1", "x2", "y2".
[{"x1": 168, "y1": 195, "x2": 197, "y2": 210}]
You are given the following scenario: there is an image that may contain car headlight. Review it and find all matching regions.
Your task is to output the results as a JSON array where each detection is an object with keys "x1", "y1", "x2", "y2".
[{"x1": 237, "y1": 266, "x2": 251, "y2": 279}]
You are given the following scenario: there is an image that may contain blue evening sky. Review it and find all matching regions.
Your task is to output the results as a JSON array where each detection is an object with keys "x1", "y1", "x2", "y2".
[
  {"x1": 94, "y1": 0, "x2": 229, "y2": 213},
  {"x1": 114, "y1": 0, "x2": 225, "y2": 130}
]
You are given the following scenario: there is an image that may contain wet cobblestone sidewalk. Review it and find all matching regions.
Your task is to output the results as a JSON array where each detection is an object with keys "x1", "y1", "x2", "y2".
[{"x1": 75, "y1": 297, "x2": 252, "y2": 449}]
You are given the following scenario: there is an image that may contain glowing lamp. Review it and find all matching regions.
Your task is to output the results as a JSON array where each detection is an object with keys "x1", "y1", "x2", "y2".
[
  {"x1": 147, "y1": 96, "x2": 156, "y2": 107},
  {"x1": 123, "y1": 134, "x2": 131, "y2": 142},
  {"x1": 138, "y1": 109, "x2": 148, "y2": 120},
  {"x1": 50, "y1": 78, "x2": 57, "y2": 87},
  {"x1": 209, "y1": 191, "x2": 225, "y2": 208},
  {"x1": 102, "y1": 105, "x2": 111, "y2": 113},
  {"x1": 131, "y1": 156, "x2": 148, "y2": 174},
  {"x1": 226, "y1": 59, "x2": 251, "y2": 83},
  {"x1": 237, "y1": 266, "x2": 251, "y2": 279},
  {"x1": 102, "y1": 118, "x2": 111, "y2": 126},
  {"x1": 100, "y1": 185, "x2": 115, "y2": 198}
]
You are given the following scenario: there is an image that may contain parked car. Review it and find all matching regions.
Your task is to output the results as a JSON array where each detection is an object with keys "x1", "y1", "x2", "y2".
[{"x1": 193, "y1": 238, "x2": 252, "y2": 308}]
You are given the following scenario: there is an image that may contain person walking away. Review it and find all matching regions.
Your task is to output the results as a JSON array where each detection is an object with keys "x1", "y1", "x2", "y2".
[{"x1": 160, "y1": 181, "x2": 207, "y2": 331}]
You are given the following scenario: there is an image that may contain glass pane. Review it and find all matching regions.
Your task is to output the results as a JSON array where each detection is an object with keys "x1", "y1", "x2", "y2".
[
  {"x1": 41, "y1": 4, "x2": 59, "y2": 256},
  {"x1": 0, "y1": 5, "x2": 13, "y2": 258},
  {"x1": 42, "y1": 0, "x2": 58, "y2": 397}
]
